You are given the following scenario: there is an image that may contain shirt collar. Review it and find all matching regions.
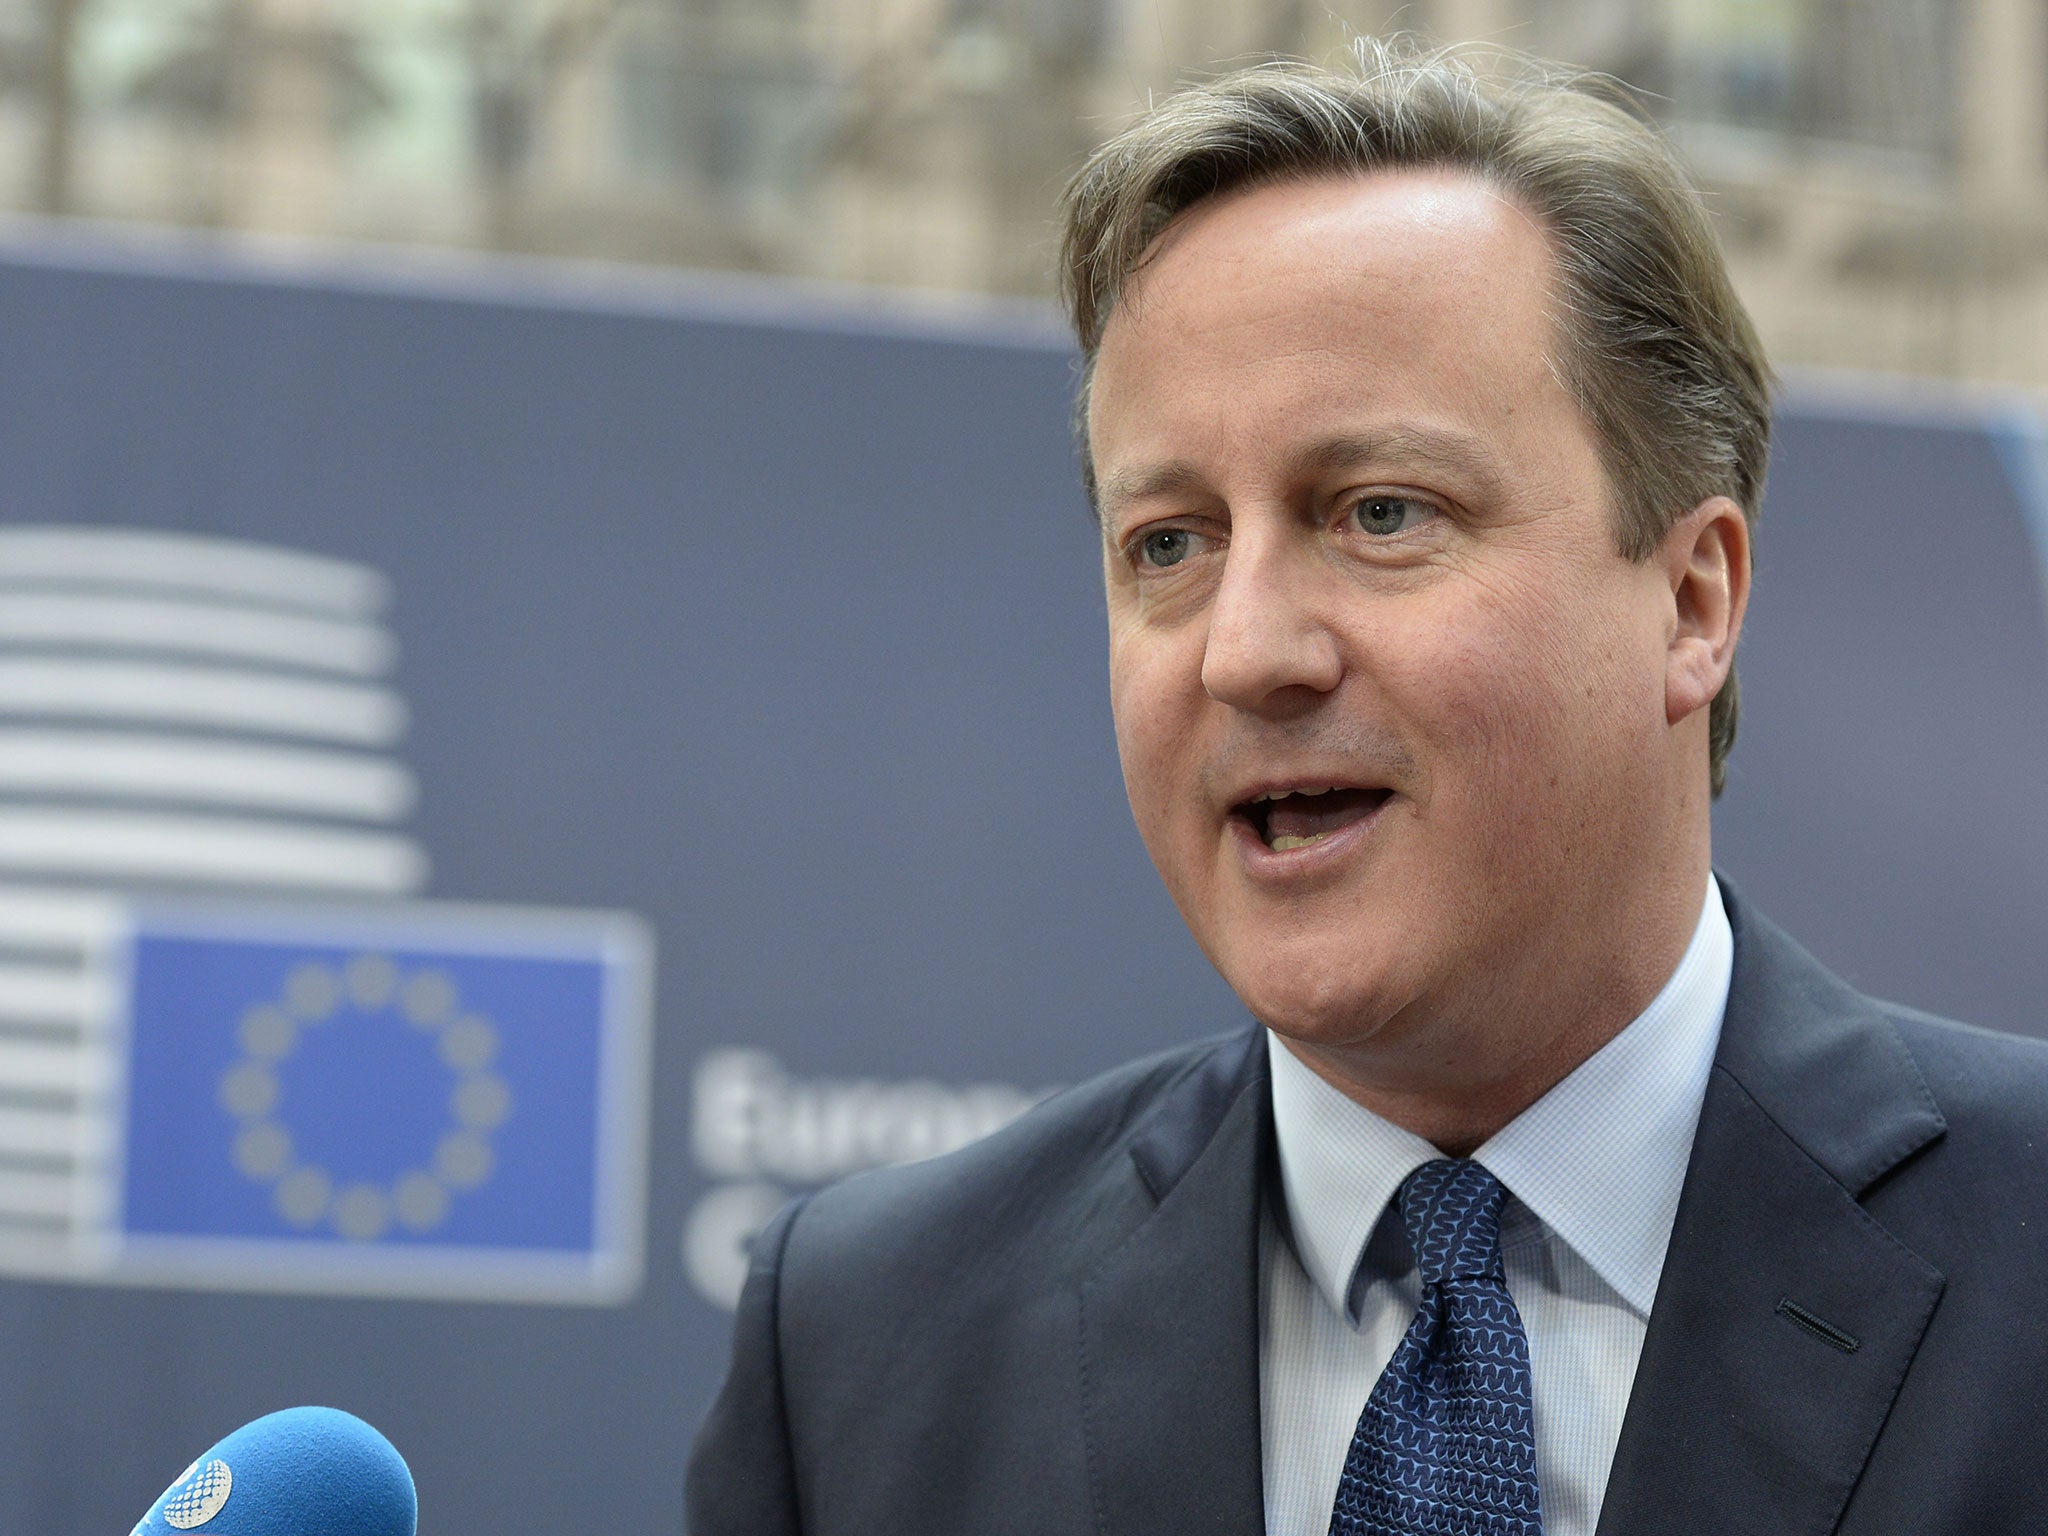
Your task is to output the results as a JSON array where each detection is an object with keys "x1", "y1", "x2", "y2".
[{"x1": 1266, "y1": 877, "x2": 1732, "y2": 1323}]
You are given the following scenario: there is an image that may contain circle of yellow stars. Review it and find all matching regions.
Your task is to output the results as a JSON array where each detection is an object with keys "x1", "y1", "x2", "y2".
[{"x1": 218, "y1": 954, "x2": 513, "y2": 1242}]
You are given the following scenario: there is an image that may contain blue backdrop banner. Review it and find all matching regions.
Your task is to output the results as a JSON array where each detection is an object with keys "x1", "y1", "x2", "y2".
[{"x1": 0, "y1": 234, "x2": 2036, "y2": 1530}]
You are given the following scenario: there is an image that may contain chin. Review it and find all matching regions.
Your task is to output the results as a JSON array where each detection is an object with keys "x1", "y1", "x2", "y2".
[{"x1": 1211, "y1": 936, "x2": 1414, "y2": 1052}]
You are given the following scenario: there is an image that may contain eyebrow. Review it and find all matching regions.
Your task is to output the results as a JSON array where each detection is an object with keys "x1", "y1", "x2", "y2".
[
  {"x1": 1094, "y1": 460, "x2": 1211, "y2": 518},
  {"x1": 1095, "y1": 425, "x2": 1508, "y2": 521},
  {"x1": 1288, "y1": 428, "x2": 1506, "y2": 499}
]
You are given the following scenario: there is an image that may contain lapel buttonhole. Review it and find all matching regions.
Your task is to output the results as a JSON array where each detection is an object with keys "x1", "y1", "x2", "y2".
[{"x1": 1776, "y1": 1297, "x2": 1862, "y2": 1353}]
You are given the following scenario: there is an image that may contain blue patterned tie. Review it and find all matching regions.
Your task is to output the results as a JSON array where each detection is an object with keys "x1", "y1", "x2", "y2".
[{"x1": 1327, "y1": 1159, "x2": 1543, "y2": 1536}]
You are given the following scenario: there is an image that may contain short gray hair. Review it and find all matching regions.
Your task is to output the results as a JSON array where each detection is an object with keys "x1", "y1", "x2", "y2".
[{"x1": 1058, "y1": 39, "x2": 1772, "y2": 796}]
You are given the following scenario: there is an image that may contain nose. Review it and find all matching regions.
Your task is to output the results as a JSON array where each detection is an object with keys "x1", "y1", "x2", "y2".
[{"x1": 1199, "y1": 525, "x2": 1344, "y2": 713}]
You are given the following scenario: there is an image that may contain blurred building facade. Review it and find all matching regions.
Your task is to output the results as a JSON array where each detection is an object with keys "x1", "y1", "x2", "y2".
[{"x1": 0, "y1": 0, "x2": 2039, "y2": 386}]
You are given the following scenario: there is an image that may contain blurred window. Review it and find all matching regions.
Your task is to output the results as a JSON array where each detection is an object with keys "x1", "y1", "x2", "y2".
[{"x1": 1519, "y1": 0, "x2": 1956, "y2": 160}]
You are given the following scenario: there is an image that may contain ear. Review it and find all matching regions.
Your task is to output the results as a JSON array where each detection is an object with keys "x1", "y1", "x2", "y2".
[{"x1": 1660, "y1": 495, "x2": 1751, "y2": 728}]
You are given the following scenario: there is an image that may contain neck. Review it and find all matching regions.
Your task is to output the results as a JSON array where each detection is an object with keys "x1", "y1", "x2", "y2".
[{"x1": 1278, "y1": 858, "x2": 1714, "y2": 1156}]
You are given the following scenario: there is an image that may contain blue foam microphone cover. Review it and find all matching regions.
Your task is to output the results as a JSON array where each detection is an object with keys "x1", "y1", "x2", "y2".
[{"x1": 131, "y1": 1407, "x2": 416, "y2": 1536}]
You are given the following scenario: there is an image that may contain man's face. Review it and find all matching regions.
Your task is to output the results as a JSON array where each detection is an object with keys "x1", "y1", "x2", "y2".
[{"x1": 1090, "y1": 170, "x2": 1705, "y2": 1084}]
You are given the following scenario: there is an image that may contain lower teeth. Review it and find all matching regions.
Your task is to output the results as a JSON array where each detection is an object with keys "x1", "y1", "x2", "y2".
[{"x1": 1268, "y1": 833, "x2": 1327, "y2": 852}]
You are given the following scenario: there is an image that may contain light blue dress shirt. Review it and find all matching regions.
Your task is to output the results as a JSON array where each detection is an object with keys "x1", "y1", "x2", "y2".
[{"x1": 1260, "y1": 879, "x2": 1733, "y2": 1536}]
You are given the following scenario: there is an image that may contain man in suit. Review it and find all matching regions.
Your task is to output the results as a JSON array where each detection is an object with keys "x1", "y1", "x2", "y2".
[{"x1": 688, "y1": 41, "x2": 2048, "y2": 1535}]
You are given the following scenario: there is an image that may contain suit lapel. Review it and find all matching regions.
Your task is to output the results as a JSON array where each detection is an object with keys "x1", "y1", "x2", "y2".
[
  {"x1": 1078, "y1": 1030, "x2": 1268, "y2": 1536},
  {"x1": 1596, "y1": 890, "x2": 1947, "y2": 1536}
]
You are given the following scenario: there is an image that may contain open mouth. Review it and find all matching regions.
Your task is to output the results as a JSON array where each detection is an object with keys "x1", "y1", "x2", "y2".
[{"x1": 1234, "y1": 786, "x2": 1392, "y2": 852}]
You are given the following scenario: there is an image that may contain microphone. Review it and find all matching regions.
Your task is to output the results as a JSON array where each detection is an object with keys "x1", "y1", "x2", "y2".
[{"x1": 130, "y1": 1407, "x2": 416, "y2": 1535}]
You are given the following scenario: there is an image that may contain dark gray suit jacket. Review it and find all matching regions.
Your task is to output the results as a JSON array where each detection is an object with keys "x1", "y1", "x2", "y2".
[{"x1": 687, "y1": 887, "x2": 2048, "y2": 1533}]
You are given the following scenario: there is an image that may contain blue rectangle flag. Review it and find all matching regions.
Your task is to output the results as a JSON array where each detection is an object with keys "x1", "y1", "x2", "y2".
[{"x1": 110, "y1": 900, "x2": 652, "y2": 1303}]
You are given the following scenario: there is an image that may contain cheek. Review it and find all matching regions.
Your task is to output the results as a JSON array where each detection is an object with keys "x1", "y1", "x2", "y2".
[
  {"x1": 1108, "y1": 632, "x2": 1200, "y2": 852},
  {"x1": 1387, "y1": 570, "x2": 1662, "y2": 828}
]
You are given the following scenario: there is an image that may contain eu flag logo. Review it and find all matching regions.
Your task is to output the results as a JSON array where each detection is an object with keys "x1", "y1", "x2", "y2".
[{"x1": 111, "y1": 901, "x2": 651, "y2": 1303}]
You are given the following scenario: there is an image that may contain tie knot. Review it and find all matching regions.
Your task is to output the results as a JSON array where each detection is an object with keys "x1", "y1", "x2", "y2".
[{"x1": 1396, "y1": 1158, "x2": 1508, "y2": 1287}]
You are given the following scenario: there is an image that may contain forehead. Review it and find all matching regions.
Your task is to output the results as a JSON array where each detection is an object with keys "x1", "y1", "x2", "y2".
[{"x1": 1087, "y1": 169, "x2": 1580, "y2": 504}]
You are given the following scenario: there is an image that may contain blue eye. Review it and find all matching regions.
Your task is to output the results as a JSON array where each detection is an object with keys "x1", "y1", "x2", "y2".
[
  {"x1": 1139, "y1": 529, "x2": 1192, "y2": 567},
  {"x1": 1352, "y1": 495, "x2": 1426, "y2": 535}
]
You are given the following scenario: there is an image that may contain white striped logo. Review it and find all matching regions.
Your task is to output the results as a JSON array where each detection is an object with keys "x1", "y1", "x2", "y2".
[{"x1": 161, "y1": 1457, "x2": 232, "y2": 1528}]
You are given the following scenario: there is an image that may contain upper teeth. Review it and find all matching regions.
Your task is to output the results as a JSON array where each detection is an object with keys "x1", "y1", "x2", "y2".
[{"x1": 1254, "y1": 786, "x2": 1335, "y2": 803}]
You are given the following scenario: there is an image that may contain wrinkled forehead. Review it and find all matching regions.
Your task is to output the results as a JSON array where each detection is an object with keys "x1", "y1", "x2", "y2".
[
  {"x1": 1082, "y1": 169, "x2": 1580, "y2": 509},
  {"x1": 1092, "y1": 167, "x2": 1558, "y2": 354}
]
